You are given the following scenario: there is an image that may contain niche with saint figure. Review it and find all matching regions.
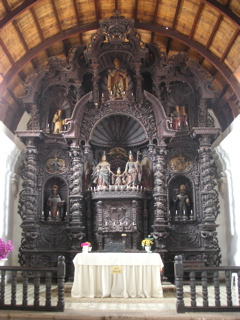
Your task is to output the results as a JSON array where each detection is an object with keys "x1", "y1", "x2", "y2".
[
  {"x1": 168, "y1": 176, "x2": 194, "y2": 221},
  {"x1": 43, "y1": 177, "x2": 68, "y2": 221}
]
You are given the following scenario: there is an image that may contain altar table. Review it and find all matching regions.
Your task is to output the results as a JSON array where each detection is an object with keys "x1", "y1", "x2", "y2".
[{"x1": 71, "y1": 252, "x2": 164, "y2": 298}]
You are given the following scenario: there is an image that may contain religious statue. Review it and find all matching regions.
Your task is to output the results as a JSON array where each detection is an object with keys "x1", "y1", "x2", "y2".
[
  {"x1": 112, "y1": 167, "x2": 124, "y2": 186},
  {"x1": 173, "y1": 184, "x2": 190, "y2": 216},
  {"x1": 108, "y1": 58, "x2": 128, "y2": 100},
  {"x1": 124, "y1": 151, "x2": 141, "y2": 187},
  {"x1": 92, "y1": 152, "x2": 111, "y2": 189},
  {"x1": 47, "y1": 185, "x2": 65, "y2": 220},
  {"x1": 180, "y1": 106, "x2": 188, "y2": 128},
  {"x1": 52, "y1": 109, "x2": 65, "y2": 133},
  {"x1": 171, "y1": 105, "x2": 181, "y2": 130}
]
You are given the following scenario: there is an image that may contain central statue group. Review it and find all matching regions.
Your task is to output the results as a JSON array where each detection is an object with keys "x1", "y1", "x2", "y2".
[{"x1": 92, "y1": 151, "x2": 142, "y2": 190}]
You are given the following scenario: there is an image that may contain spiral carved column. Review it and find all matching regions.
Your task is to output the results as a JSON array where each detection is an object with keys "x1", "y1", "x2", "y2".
[
  {"x1": 152, "y1": 145, "x2": 168, "y2": 250},
  {"x1": 19, "y1": 138, "x2": 40, "y2": 264},
  {"x1": 67, "y1": 142, "x2": 85, "y2": 250},
  {"x1": 198, "y1": 136, "x2": 221, "y2": 266}
]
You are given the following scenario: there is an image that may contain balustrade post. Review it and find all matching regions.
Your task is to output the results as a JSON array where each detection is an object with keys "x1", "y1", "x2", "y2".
[
  {"x1": 214, "y1": 270, "x2": 220, "y2": 307},
  {"x1": 190, "y1": 271, "x2": 196, "y2": 307},
  {"x1": 11, "y1": 270, "x2": 17, "y2": 306},
  {"x1": 201, "y1": 271, "x2": 208, "y2": 307},
  {"x1": 174, "y1": 255, "x2": 185, "y2": 313},
  {"x1": 0, "y1": 270, "x2": 6, "y2": 305},
  {"x1": 57, "y1": 256, "x2": 66, "y2": 311},
  {"x1": 45, "y1": 271, "x2": 52, "y2": 307},
  {"x1": 225, "y1": 270, "x2": 232, "y2": 307},
  {"x1": 22, "y1": 271, "x2": 28, "y2": 306}
]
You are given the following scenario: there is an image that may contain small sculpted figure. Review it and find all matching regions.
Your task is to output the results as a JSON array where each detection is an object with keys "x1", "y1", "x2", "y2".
[
  {"x1": 108, "y1": 58, "x2": 128, "y2": 100},
  {"x1": 92, "y1": 152, "x2": 111, "y2": 188},
  {"x1": 173, "y1": 184, "x2": 190, "y2": 216},
  {"x1": 47, "y1": 185, "x2": 65, "y2": 219}
]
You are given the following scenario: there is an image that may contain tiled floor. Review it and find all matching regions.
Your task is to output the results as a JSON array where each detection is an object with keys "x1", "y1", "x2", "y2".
[{"x1": 0, "y1": 282, "x2": 239, "y2": 320}]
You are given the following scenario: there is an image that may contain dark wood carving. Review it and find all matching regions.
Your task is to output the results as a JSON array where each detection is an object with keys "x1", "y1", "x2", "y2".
[{"x1": 16, "y1": 12, "x2": 221, "y2": 280}]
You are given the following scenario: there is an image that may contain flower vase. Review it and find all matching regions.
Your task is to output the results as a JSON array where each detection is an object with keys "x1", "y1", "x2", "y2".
[
  {"x1": 0, "y1": 258, "x2": 7, "y2": 266},
  {"x1": 145, "y1": 246, "x2": 151, "y2": 252},
  {"x1": 82, "y1": 246, "x2": 89, "y2": 253}
]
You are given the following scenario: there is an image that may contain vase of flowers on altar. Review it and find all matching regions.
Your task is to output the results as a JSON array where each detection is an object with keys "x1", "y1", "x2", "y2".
[
  {"x1": 0, "y1": 239, "x2": 14, "y2": 265},
  {"x1": 141, "y1": 235, "x2": 153, "y2": 253},
  {"x1": 81, "y1": 242, "x2": 92, "y2": 253}
]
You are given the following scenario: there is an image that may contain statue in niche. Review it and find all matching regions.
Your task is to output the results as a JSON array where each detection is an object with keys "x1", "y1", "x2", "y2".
[
  {"x1": 171, "y1": 105, "x2": 181, "y2": 130},
  {"x1": 92, "y1": 152, "x2": 111, "y2": 189},
  {"x1": 112, "y1": 167, "x2": 124, "y2": 185},
  {"x1": 47, "y1": 185, "x2": 65, "y2": 220},
  {"x1": 52, "y1": 109, "x2": 65, "y2": 133},
  {"x1": 173, "y1": 184, "x2": 190, "y2": 216},
  {"x1": 124, "y1": 151, "x2": 141, "y2": 187},
  {"x1": 180, "y1": 106, "x2": 188, "y2": 128},
  {"x1": 108, "y1": 58, "x2": 128, "y2": 100}
]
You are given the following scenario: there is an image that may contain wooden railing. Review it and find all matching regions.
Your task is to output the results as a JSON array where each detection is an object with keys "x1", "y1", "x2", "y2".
[
  {"x1": 0, "y1": 256, "x2": 65, "y2": 312},
  {"x1": 174, "y1": 255, "x2": 240, "y2": 313}
]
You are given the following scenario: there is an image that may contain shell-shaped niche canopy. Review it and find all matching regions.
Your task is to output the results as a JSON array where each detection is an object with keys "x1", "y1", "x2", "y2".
[{"x1": 90, "y1": 115, "x2": 148, "y2": 148}]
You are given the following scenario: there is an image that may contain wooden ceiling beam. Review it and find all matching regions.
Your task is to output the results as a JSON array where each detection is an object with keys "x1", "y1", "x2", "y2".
[
  {"x1": 205, "y1": 14, "x2": 222, "y2": 49},
  {"x1": 134, "y1": 0, "x2": 139, "y2": 22},
  {"x1": 30, "y1": 7, "x2": 51, "y2": 58},
  {"x1": 63, "y1": 39, "x2": 71, "y2": 58},
  {"x1": 2, "y1": 0, "x2": 11, "y2": 12},
  {"x1": 135, "y1": 22, "x2": 240, "y2": 105},
  {"x1": 73, "y1": 0, "x2": 80, "y2": 25},
  {"x1": 201, "y1": 0, "x2": 240, "y2": 28},
  {"x1": 12, "y1": 20, "x2": 29, "y2": 52},
  {"x1": 189, "y1": 2, "x2": 203, "y2": 39},
  {"x1": 166, "y1": 0, "x2": 182, "y2": 55},
  {"x1": 220, "y1": 29, "x2": 239, "y2": 62},
  {"x1": 7, "y1": 87, "x2": 22, "y2": 108},
  {"x1": 94, "y1": 0, "x2": 99, "y2": 21},
  {"x1": 115, "y1": 0, "x2": 118, "y2": 11},
  {"x1": 0, "y1": 21, "x2": 99, "y2": 95},
  {"x1": 18, "y1": 71, "x2": 26, "y2": 82},
  {"x1": 51, "y1": 0, "x2": 62, "y2": 32},
  {"x1": 153, "y1": 0, "x2": 160, "y2": 25},
  {"x1": 0, "y1": 0, "x2": 39, "y2": 29},
  {"x1": 0, "y1": 37, "x2": 15, "y2": 64}
]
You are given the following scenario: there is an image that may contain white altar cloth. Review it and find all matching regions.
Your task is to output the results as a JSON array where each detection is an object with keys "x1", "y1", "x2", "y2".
[{"x1": 71, "y1": 252, "x2": 164, "y2": 298}]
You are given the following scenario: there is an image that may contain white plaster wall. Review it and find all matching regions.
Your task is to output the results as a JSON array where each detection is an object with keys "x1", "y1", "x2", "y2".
[
  {"x1": 213, "y1": 115, "x2": 240, "y2": 266},
  {"x1": 0, "y1": 119, "x2": 26, "y2": 265}
]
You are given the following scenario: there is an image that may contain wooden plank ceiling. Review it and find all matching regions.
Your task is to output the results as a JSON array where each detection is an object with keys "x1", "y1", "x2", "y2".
[{"x1": 0, "y1": 0, "x2": 239, "y2": 132}]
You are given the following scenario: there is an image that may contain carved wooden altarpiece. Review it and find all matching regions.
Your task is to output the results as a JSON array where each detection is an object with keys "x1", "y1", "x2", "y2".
[{"x1": 16, "y1": 12, "x2": 221, "y2": 280}]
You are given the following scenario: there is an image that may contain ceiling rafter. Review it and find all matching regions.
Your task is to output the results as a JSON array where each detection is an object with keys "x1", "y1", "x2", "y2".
[
  {"x1": 73, "y1": 0, "x2": 80, "y2": 24},
  {"x1": 94, "y1": 0, "x2": 99, "y2": 21},
  {"x1": 134, "y1": 0, "x2": 139, "y2": 22},
  {"x1": 115, "y1": 0, "x2": 118, "y2": 11},
  {"x1": 189, "y1": 2, "x2": 204, "y2": 39},
  {"x1": 0, "y1": 21, "x2": 99, "y2": 95},
  {"x1": 7, "y1": 87, "x2": 21, "y2": 108},
  {"x1": 166, "y1": 0, "x2": 182, "y2": 55},
  {"x1": 220, "y1": 29, "x2": 239, "y2": 62},
  {"x1": 135, "y1": 22, "x2": 240, "y2": 107},
  {"x1": 0, "y1": 0, "x2": 39, "y2": 29},
  {"x1": 2, "y1": 0, "x2": 11, "y2": 12},
  {"x1": 30, "y1": 7, "x2": 51, "y2": 57},
  {"x1": 201, "y1": 0, "x2": 240, "y2": 28},
  {"x1": 0, "y1": 37, "x2": 15, "y2": 64},
  {"x1": 205, "y1": 14, "x2": 222, "y2": 50},
  {"x1": 12, "y1": 20, "x2": 29, "y2": 52},
  {"x1": 51, "y1": 0, "x2": 62, "y2": 32}
]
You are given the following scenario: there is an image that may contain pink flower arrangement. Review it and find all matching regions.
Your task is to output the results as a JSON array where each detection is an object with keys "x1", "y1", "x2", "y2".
[
  {"x1": 0, "y1": 239, "x2": 14, "y2": 260},
  {"x1": 81, "y1": 242, "x2": 91, "y2": 247}
]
